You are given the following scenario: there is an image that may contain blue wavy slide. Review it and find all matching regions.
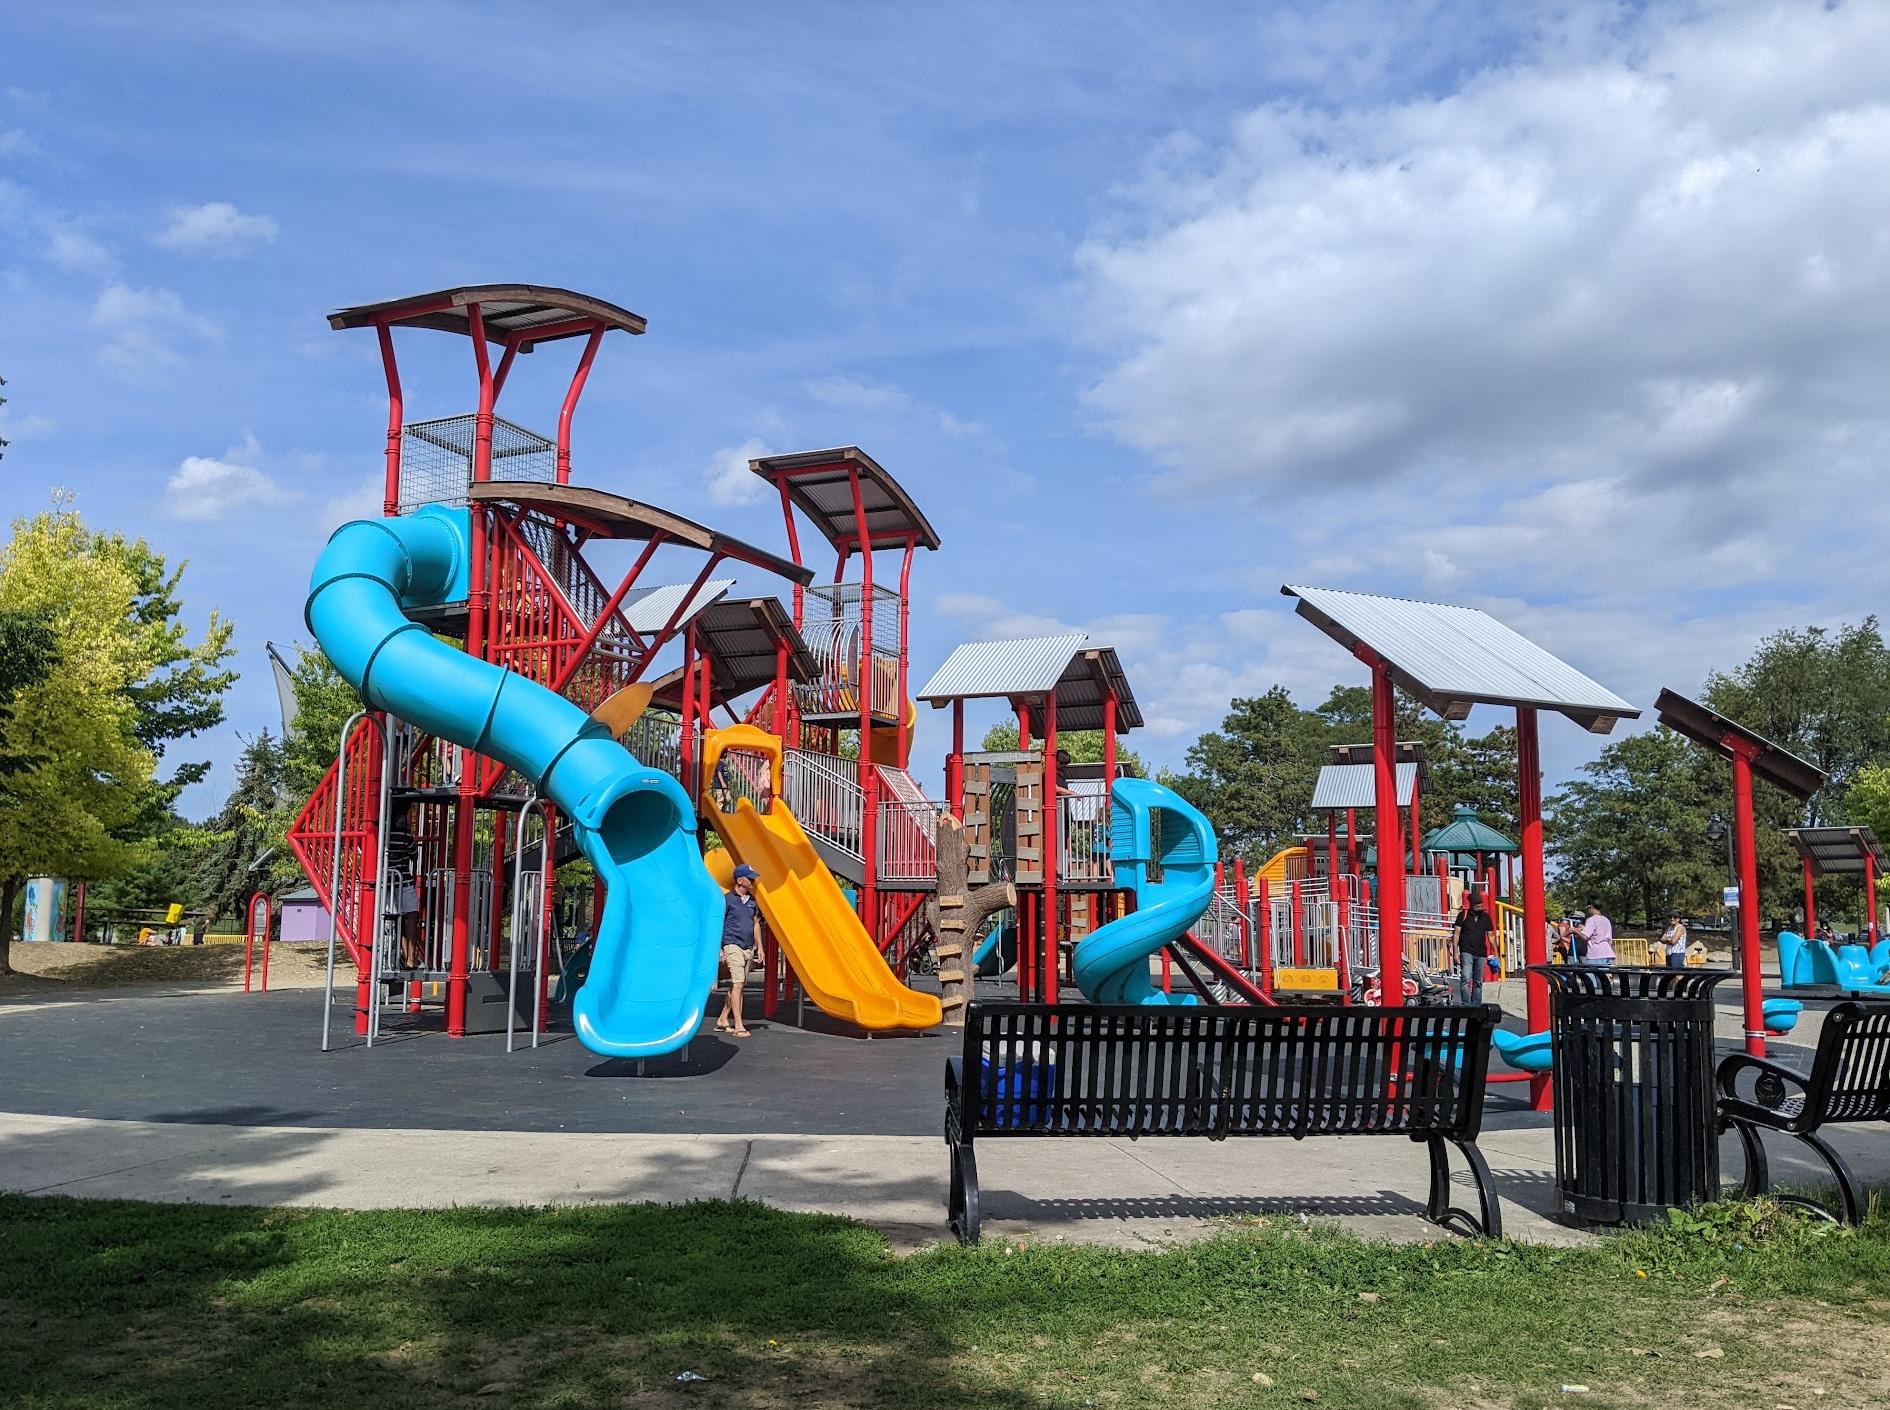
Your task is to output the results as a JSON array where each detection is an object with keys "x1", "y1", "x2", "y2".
[
  {"x1": 306, "y1": 506, "x2": 723, "y2": 1058},
  {"x1": 1071, "y1": 777, "x2": 1217, "y2": 1006}
]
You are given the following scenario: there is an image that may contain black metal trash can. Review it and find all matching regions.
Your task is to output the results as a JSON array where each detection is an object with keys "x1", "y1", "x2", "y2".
[{"x1": 1532, "y1": 966, "x2": 1733, "y2": 1225}]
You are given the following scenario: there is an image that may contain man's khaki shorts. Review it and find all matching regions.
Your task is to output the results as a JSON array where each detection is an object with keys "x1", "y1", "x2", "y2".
[{"x1": 722, "y1": 944, "x2": 752, "y2": 988}]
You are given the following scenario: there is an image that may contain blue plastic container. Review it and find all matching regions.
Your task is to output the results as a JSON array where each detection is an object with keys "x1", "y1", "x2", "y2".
[{"x1": 980, "y1": 1043, "x2": 1057, "y2": 1129}]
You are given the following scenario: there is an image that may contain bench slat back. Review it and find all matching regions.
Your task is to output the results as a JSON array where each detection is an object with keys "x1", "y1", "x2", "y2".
[
  {"x1": 963, "y1": 1002, "x2": 1498, "y2": 1140},
  {"x1": 1813, "y1": 1002, "x2": 1890, "y2": 1124}
]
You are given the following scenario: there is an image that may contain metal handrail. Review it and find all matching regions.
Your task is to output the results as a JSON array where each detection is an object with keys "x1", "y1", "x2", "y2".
[
  {"x1": 507, "y1": 796, "x2": 550, "y2": 1053},
  {"x1": 783, "y1": 748, "x2": 864, "y2": 859},
  {"x1": 876, "y1": 797, "x2": 942, "y2": 881}
]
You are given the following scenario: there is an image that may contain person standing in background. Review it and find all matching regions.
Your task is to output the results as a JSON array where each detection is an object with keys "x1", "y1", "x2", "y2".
[
  {"x1": 1449, "y1": 889, "x2": 1495, "y2": 1004},
  {"x1": 1659, "y1": 913, "x2": 1689, "y2": 969},
  {"x1": 1581, "y1": 903, "x2": 1616, "y2": 967}
]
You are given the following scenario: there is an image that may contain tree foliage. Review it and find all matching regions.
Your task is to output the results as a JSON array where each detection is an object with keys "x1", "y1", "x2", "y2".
[
  {"x1": 193, "y1": 731, "x2": 289, "y2": 927},
  {"x1": 1170, "y1": 685, "x2": 1519, "y2": 867},
  {"x1": 0, "y1": 502, "x2": 235, "y2": 963}
]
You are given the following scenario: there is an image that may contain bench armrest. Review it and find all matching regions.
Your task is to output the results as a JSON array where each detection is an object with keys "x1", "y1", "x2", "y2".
[{"x1": 1716, "y1": 1052, "x2": 1811, "y2": 1128}]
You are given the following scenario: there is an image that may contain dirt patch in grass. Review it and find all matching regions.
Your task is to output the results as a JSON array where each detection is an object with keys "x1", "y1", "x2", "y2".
[{"x1": 1, "y1": 941, "x2": 330, "y2": 995}]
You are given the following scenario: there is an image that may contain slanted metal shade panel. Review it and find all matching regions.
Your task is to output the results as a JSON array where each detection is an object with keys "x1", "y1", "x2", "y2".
[
  {"x1": 1311, "y1": 762, "x2": 1417, "y2": 809},
  {"x1": 1050, "y1": 646, "x2": 1145, "y2": 732},
  {"x1": 748, "y1": 447, "x2": 942, "y2": 552},
  {"x1": 1283, "y1": 585, "x2": 1639, "y2": 731},
  {"x1": 918, "y1": 635, "x2": 1091, "y2": 704},
  {"x1": 620, "y1": 579, "x2": 735, "y2": 635},
  {"x1": 1653, "y1": 689, "x2": 1826, "y2": 802},
  {"x1": 329, "y1": 284, "x2": 647, "y2": 343},
  {"x1": 1786, "y1": 826, "x2": 1888, "y2": 875}
]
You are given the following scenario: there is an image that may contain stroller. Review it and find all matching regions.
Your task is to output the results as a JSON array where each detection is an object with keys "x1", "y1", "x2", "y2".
[{"x1": 1350, "y1": 958, "x2": 1455, "y2": 1007}]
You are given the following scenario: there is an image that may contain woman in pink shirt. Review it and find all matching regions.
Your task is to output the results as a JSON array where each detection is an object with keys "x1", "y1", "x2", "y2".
[{"x1": 1581, "y1": 904, "x2": 1616, "y2": 967}]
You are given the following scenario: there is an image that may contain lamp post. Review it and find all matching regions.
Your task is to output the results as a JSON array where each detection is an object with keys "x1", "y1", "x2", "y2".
[{"x1": 1706, "y1": 813, "x2": 1738, "y2": 973}]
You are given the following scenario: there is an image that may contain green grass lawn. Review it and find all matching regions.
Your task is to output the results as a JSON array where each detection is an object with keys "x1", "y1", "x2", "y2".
[{"x1": 2, "y1": 1194, "x2": 1886, "y2": 1409}]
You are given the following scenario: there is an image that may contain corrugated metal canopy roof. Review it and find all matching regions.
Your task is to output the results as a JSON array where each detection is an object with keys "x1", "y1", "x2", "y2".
[
  {"x1": 1653, "y1": 689, "x2": 1827, "y2": 801},
  {"x1": 1282, "y1": 585, "x2": 1639, "y2": 733},
  {"x1": 1786, "y1": 825, "x2": 1887, "y2": 875},
  {"x1": 749, "y1": 446, "x2": 941, "y2": 552},
  {"x1": 1311, "y1": 762, "x2": 1417, "y2": 809},
  {"x1": 692, "y1": 596, "x2": 819, "y2": 694},
  {"x1": 917, "y1": 634, "x2": 1145, "y2": 732},
  {"x1": 621, "y1": 579, "x2": 734, "y2": 635}
]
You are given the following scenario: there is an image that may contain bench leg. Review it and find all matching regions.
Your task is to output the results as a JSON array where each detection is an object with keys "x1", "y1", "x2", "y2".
[
  {"x1": 1792, "y1": 1130, "x2": 1861, "y2": 1225},
  {"x1": 1728, "y1": 1118, "x2": 1771, "y2": 1200},
  {"x1": 948, "y1": 1142, "x2": 982, "y2": 1246},
  {"x1": 1421, "y1": 1134, "x2": 1503, "y2": 1238}
]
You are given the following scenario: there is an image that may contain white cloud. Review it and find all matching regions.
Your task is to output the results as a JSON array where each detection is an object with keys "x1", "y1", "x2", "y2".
[
  {"x1": 90, "y1": 282, "x2": 222, "y2": 372},
  {"x1": 163, "y1": 434, "x2": 298, "y2": 520},
  {"x1": 45, "y1": 224, "x2": 114, "y2": 273},
  {"x1": 1079, "y1": 0, "x2": 1890, "y2": 516},
  {"x1": 702, "y1": 438, "x2": 770, "y2": 506},
  {"x1": 318, "y1": 473, "x2": 385, "y2": 530},
  {"x1": 0, "y1": 405, "x2": 54, "y2": 443},
  {"x1": 154, "y1": 201, "x2": 278, "y2": 255}
]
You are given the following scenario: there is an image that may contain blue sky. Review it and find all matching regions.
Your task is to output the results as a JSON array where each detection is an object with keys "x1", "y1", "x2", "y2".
[{"x1": 4, "y1": 1, "x2": 1888, "y2": 815}]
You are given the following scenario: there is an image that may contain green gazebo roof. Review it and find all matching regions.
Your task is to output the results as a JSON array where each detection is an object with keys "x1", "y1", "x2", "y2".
[{"x1": 1422, "y1": 804, "x2": 1518, "y2": 857}]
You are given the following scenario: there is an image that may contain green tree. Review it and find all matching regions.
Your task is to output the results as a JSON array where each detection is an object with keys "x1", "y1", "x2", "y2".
[
  {"x1": 1547, "y1": 729, "x2": 1723, "y2": 927},
  {"x1": 193, "y1": 731, "x2": 289, "y2": 930},
  {"x1": 1178, "y1": 688, "x2": 1330, "y2": 864},
  {"x1": 0, "y1": 503, "x2": 235, "y2": 965},
  {"x1": 1844, "y1": 764, "x2": 1890, "y2": 927},
  {"x1": 1703, "y1": 620, "x2": 1890, "y2": 824}
]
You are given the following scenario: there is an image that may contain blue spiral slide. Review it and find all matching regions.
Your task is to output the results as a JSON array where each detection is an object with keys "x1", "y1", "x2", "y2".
[
  {"x1": 1071, "y1": 777, "x2": 1217, "y2": 1005},
  {"x1": 306, "y1": 506, "x2": 723, "y2": 1058}
]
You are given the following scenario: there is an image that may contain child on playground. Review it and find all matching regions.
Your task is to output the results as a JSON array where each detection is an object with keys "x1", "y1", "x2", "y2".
[{"x1": 716, "y1": 864, "x2": 761, "y2": 1038}]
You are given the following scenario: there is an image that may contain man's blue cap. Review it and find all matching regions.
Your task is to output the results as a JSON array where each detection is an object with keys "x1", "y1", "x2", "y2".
[{"x1": 733, "y1": 864, "x2": 759, "y2": 881}]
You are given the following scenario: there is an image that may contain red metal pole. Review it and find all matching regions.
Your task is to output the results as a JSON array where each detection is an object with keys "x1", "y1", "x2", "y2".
[
  {"x1": 1016, "y1": 700, "x2": 1032, "y2": 751},
  {"x1": 1335, "y1": 875, "x2": 1351, "y2": 997},
  {"x1": 848, "y1": 470, "x2": 879, "y2": 953},
  {"x1": 1326, "y1": 813, "x2": 1338, "y2": 891},
  {"x1": 1801, "y1": 855, "x2": 1816, "y2": 940},
  {"x1": 1517, "y1": 707, "x2": 1550, "y2": 1108},
  {"x1": 555, "y1": 328, "x2": 604, "y2": 484},
  {"x1": 774, "y1": 477, "x2": 805, "y2": 627},
  {"x1": 773, "y1": 641, "x2": 789, "y2": 736},
  {"x1": 1365, "y1": 654, "x2": 1405, "y2": 996},
  {"x1": 376, "y1": 323, "x2": 403, "y2": 517},
  {"x1": 1043, "y1": 691, "x2": 1060, "y2": 1004},
  {"x1": 258, "y1": 893, "x2": 272, "y2": 992},
  {"x1": 1346, "y1": 808, "x2": 1358, "y2": 881},
  {"x1": 1728, "y1": 741, "x2": 1766, "y2": 1058},
  {"x1": 1234, "y1": 863, "x2": 1251, "y2": 968},
  {"x1": 680, "y1": 621, "x2": 698, "y2": 794},
  {"x1": 949, "y1": 699, "x2": 965, "y2": 822},
  {"x1": 446, "y1": 304, "x2": 496, "y2": 1037}
]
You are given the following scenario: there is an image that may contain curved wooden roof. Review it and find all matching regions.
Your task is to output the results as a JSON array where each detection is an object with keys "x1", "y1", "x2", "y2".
[
  {"x1": 468, "y1": 482, "x2": 812, "y2": 585},
  {"x1": 750, "y1": 446, "x2": 941, "y2": 553},
  {"x1": 329, "y1": 284, "x2": 646, "y2": 347}
]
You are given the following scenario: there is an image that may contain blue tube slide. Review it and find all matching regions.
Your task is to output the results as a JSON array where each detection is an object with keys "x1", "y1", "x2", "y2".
[
  {"x1": 1071, "y1": 777, "x2": 1217, "y2": 1006},
  {"x1": 306, "y1": 506, "x2": 723, "y2": 1058}
]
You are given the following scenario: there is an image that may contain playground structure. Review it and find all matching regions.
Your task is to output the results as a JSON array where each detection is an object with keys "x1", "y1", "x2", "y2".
[{"x1": 281, "y1": 280, "x2": 1845, "y2": 1096}]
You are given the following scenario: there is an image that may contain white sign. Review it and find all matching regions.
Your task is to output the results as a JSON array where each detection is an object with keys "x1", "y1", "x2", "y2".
[{"x1": 1722, "y1": 886, "x2": 1741, "y2": 909}]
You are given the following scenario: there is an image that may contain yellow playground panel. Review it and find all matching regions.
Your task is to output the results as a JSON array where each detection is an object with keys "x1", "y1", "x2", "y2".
[{"x1": 1272, "y1": 965, "x2": 1339, "y2": 993}]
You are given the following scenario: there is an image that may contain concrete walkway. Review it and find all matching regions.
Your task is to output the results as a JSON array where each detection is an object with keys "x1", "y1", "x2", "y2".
[{"x1": 7, "y1": 1109, "x2": 1884, "y2": 1251}]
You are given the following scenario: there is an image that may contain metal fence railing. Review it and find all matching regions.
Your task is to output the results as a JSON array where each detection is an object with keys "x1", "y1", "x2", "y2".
[
  {"x1": 1058, "y1": 793, "x2": 1113, "y2": 884},
  {"x1": 876, "y1": 799, "x2": 940, "y2": 883},
  {"x1": 783, "y1": 748, "x2": 864, "y2": 860}
]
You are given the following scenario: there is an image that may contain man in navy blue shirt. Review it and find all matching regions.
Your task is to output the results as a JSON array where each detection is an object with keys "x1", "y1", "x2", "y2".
[{"x1": 717, "y1": 864, "x2": 761, "y2": 1037}]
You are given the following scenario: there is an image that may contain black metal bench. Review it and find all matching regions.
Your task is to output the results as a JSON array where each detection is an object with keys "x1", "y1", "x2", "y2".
[
  {"x1": 944, "y1": 1001, "x2": 1504, "y2": 1244},
  {"x1": 1717, "y1": 1000, "x2": 1890, "y2": 1222}
]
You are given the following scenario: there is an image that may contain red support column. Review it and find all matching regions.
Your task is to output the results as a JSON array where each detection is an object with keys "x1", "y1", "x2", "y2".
[
  {"x1": 376, "y1": 323, "x2": 403, "y2": 517},
  {"x1": 773, "y1": 641, "x2": 790, "y2": 736},
  {"x1": 1042, "y1": 692, "x2": 1060, "y2": 1004},
  {"x1": 949, "y1": 699, "x2": 966, "y2": 822},
  {"x1": 1234, "y1": 863, "x2": 1251, "y2": 968},
  {"x1": 848, "y1": 469, "x2": 880, "y2": 956},
  {"x1": 1326, "y1": 813, "x2": 1339, "y2": 892},
  {"x1": 1365, "y1": 654, "x2": 1405, "y2": 995},
  {"x1": 1257, "y1": 876, "x2": 1273, "y2": 995},
  {"x1": 1728, "y1": 739, "x2": 1767, "y2": 1058},
  {"x1": 1335, "y1": 875, "x2": 1351, "y2": 997},
  {"x1": 680, "y1": 622, "x2": 698, "y2": 795},
  {"x1": 554, "y1": 328, "x2": 604, "y2": 484},
  {"x1": 1801, "y1": 856, "x2": 1817, "y2": 939},
  {"x1": 1517, "y1": 707, "x2": 1550, "y2": 1108}
]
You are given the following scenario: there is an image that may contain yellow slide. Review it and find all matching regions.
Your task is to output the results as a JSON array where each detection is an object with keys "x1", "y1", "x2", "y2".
[{"x1": 699, "y1": 725, "x2": 940, "y2": 1031}]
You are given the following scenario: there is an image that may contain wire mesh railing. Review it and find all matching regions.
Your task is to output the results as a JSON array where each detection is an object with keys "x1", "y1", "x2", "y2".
[
  {"x1": 396, "y1": 414, "x2": 556, "y2": 513},
  {"x1": 1058, "y1": 793, "x2": 1114, "y2": 884},
  {"x1": 795, "y1": 583, "x2": 902, "y2": 718}
]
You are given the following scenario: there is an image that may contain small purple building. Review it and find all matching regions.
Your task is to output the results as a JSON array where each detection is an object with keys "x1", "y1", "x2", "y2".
[{"x1": 278, "y1": 887, "x2": 332, "y2": 944}]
